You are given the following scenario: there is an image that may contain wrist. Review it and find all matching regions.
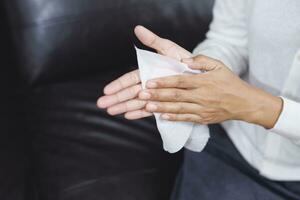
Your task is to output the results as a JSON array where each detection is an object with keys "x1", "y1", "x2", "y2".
[{"x1": 246, "y1": 88, "x2": 283, "y2": 129}]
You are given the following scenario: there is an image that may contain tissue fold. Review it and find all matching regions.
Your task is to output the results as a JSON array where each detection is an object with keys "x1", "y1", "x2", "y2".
[{"x1": 135, "y1": 47, "x2": 210, "y2": 153}]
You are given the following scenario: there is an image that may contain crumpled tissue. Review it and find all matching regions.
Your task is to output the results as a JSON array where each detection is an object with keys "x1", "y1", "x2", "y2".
[{"x1": 136, "y1": 47, "x2": 210, "y2": 153}]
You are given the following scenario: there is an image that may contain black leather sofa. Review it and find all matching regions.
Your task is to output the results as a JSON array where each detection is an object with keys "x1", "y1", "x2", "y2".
[{"x1": 1, "y1": 0, "x2": 213, "y2": 199}]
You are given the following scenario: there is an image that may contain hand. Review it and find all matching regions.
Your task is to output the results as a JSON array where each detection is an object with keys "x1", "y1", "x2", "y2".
[
  {"x1": 97, "y1": 25, "x2": 192, "y2": 120},
  {"x1": 140, "y1": 55, "x2": 283, "y2": 129}
]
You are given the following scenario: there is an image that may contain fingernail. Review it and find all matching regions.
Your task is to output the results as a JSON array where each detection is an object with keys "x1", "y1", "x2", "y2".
[
  {"x1": 147, "y1": 81, "x2": 157, "y2": 88},
  {"x1": 97, "y1": 97, "x2": 108, "y2": 108},
  {"x1": 139, "y1": 91, "x2": 151, "y2": 100},
  {"x1": 147, "y1": 103, "x2": 157, "y2": 111},
  {"x1": 107, "y1": 107, "x2": 117, "y2": 115},
  {"x1": 161, "y1": 114, "x2": 170, "y2": 120},
  {"x1": 182, "y1": 58, "x2": 193, "y2": 63}
]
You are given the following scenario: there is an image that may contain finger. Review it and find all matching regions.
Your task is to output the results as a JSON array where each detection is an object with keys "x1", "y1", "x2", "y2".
[
  {"x1": 139, "y1": 89, "x2": 196, "y2": 103},
  {"x1": 124, "y1": 109, "x2": 153, "y2": 120},
  {"x1": 107, "y1": 99, "x2": 147, "y2": 115},
  {"x1": 182, "y1": 55, "x2": 221, "y2": 71},
  {"x1": 97, "y1": 84, "x2": 142, "y2": 108},
  {"x1": 161, "y1": 113, "x2": 206, "y2": 124},
  {"x1": 145, "y1": 102, "x2": 202, "y2": 115},
  {"x1": 134, "y1": 25, "x2": 191, "y2": 58},
  {"x1": 103, "y1": 70, "x2": 140, "y2": 95},
  {"x1": 146, "y1": 74, "x2": 201, "y2": 89},
  {"x1": 134, "y1": 25, "x2": 172, "y2": 54}
]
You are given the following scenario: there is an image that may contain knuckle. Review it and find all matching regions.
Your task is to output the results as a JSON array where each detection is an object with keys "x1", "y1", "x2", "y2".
[
  {"x1": 129, "y1": 86, "x2": 139, "y2": 96},
  {"x1": 190, "y1": 92, "x2": 201, "y2": 104},
  {"x1": 161, "y1": 38, "x2": 170, "y2": 46},
  {"x1": 148, "y1": 36, "x2": 157, "y2": 47},
  {"x1": 197, "y1": 117, "x2": 209, "y2": 124},
  {"x1": 138, "y1": 100, "x2": 147, "y2": 107},
  {"x1": 168, "y1": 114, "x2": 176, "y2": 120},
  {"x1": 115, "y1": 93, "x2": 121, "y2": 102},
  {"x1": 203, "y1": 116, "x2": 215, "y2": 124},
  {"x1": 177, "y1": 76, "x2": 186, "y2": 86},
  {"x1": 135, "y1": 84, "x2": 142, "y2": 92},
  {"x1": 199, "y1": 112, "x2": 210, "y2": 118},
  {"x1": 182, "y1": 115, "x2": 195, "y2": 122},
  {"x1": 199, "y1": 97, "x2": 214, "y2": 106},
  {"x1": 154, "y1": 103, "x2": 163, "y2": 111},
  {"x1": 176, "y1": 104, "x2": 185, "y2": 113},
  {"x1": 132, "y1": 99, "x2": 145, "y2": 108},
  {"x1": 173, "y1": 90, "x2": 182, "y2": 100},
  {"x1": 130, "y1": 71, "x2": 140, "y2": 83},
  {"x1": 160, "y1": 39, "x2": 173, "y2": 53},
  {"x1": 185, "y1": 115, "x2": 194, "y2": 122},
  {"x1": 124, "y1": 101, "x2": 130, "y2": 111},
  {"x1": 118, "y1": 78, "x2": 126, "y2": 88},
  {"x1": 150, "y1": 90, "x2": 159, "y2": 99},
  {"x1": 194, "y1": 55, "x2": 206, "y2": 62},
  {"x1": 156, "y1": 80, "x2": 164, "y2": 87}
]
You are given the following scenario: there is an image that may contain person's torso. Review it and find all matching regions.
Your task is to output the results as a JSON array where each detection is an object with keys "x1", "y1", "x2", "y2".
[{"x1": 223, "y1": 0, "x2": 300, "y2": 181}]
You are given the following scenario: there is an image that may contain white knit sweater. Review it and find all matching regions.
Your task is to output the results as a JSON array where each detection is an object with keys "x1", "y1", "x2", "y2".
[{"x1": 194, "y1": 0, "x2": 300, "y2": 180}]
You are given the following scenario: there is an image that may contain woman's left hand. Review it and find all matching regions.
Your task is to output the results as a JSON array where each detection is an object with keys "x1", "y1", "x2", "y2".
[{"x1": 139, "y1": 55, "x2": 283, "y2": 129}]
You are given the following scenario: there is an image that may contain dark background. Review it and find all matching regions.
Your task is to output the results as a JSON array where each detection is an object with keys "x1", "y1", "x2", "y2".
[{"x1": 0, "y1": 1, "x2": 214, "y2": 199}]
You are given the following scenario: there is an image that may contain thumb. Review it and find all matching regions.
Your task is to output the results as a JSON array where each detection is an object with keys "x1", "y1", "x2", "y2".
[
  {"x1": 134, "y1": 25, "x2": 191, "y2": 58},
  {"x1": 134, "y1": 25, "x2": 165, "y2": 53},
  {"x1": 182, "y1": 55, "x2": 221, "y2": 71}
]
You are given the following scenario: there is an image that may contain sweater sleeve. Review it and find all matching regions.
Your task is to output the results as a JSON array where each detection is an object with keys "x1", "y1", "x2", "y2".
[
  {"x1": 193, "y1": 0, "x2": 249, "y2": 76},
  {"x1": 270, "y1": 97, "x2": 300, "y2": 145}
]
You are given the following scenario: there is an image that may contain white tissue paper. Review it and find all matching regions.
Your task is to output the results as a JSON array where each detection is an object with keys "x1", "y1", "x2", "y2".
[{"x1": 135, "y1": 47, "x2": 210, "y2": 153}]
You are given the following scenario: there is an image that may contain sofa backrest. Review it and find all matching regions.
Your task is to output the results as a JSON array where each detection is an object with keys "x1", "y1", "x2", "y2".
[{"x1": 3, "y1": 0, "x2": 214, "y2": 86}]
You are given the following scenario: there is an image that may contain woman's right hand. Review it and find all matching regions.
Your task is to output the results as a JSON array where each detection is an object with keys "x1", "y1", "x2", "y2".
[{"x1": 97, "y1": 25, "x2": 192, "y2": 120}]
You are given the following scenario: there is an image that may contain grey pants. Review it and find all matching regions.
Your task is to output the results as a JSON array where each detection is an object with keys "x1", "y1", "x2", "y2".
[{"x1": 171, "y1": 125, "x2": 300, "y2": 200}]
